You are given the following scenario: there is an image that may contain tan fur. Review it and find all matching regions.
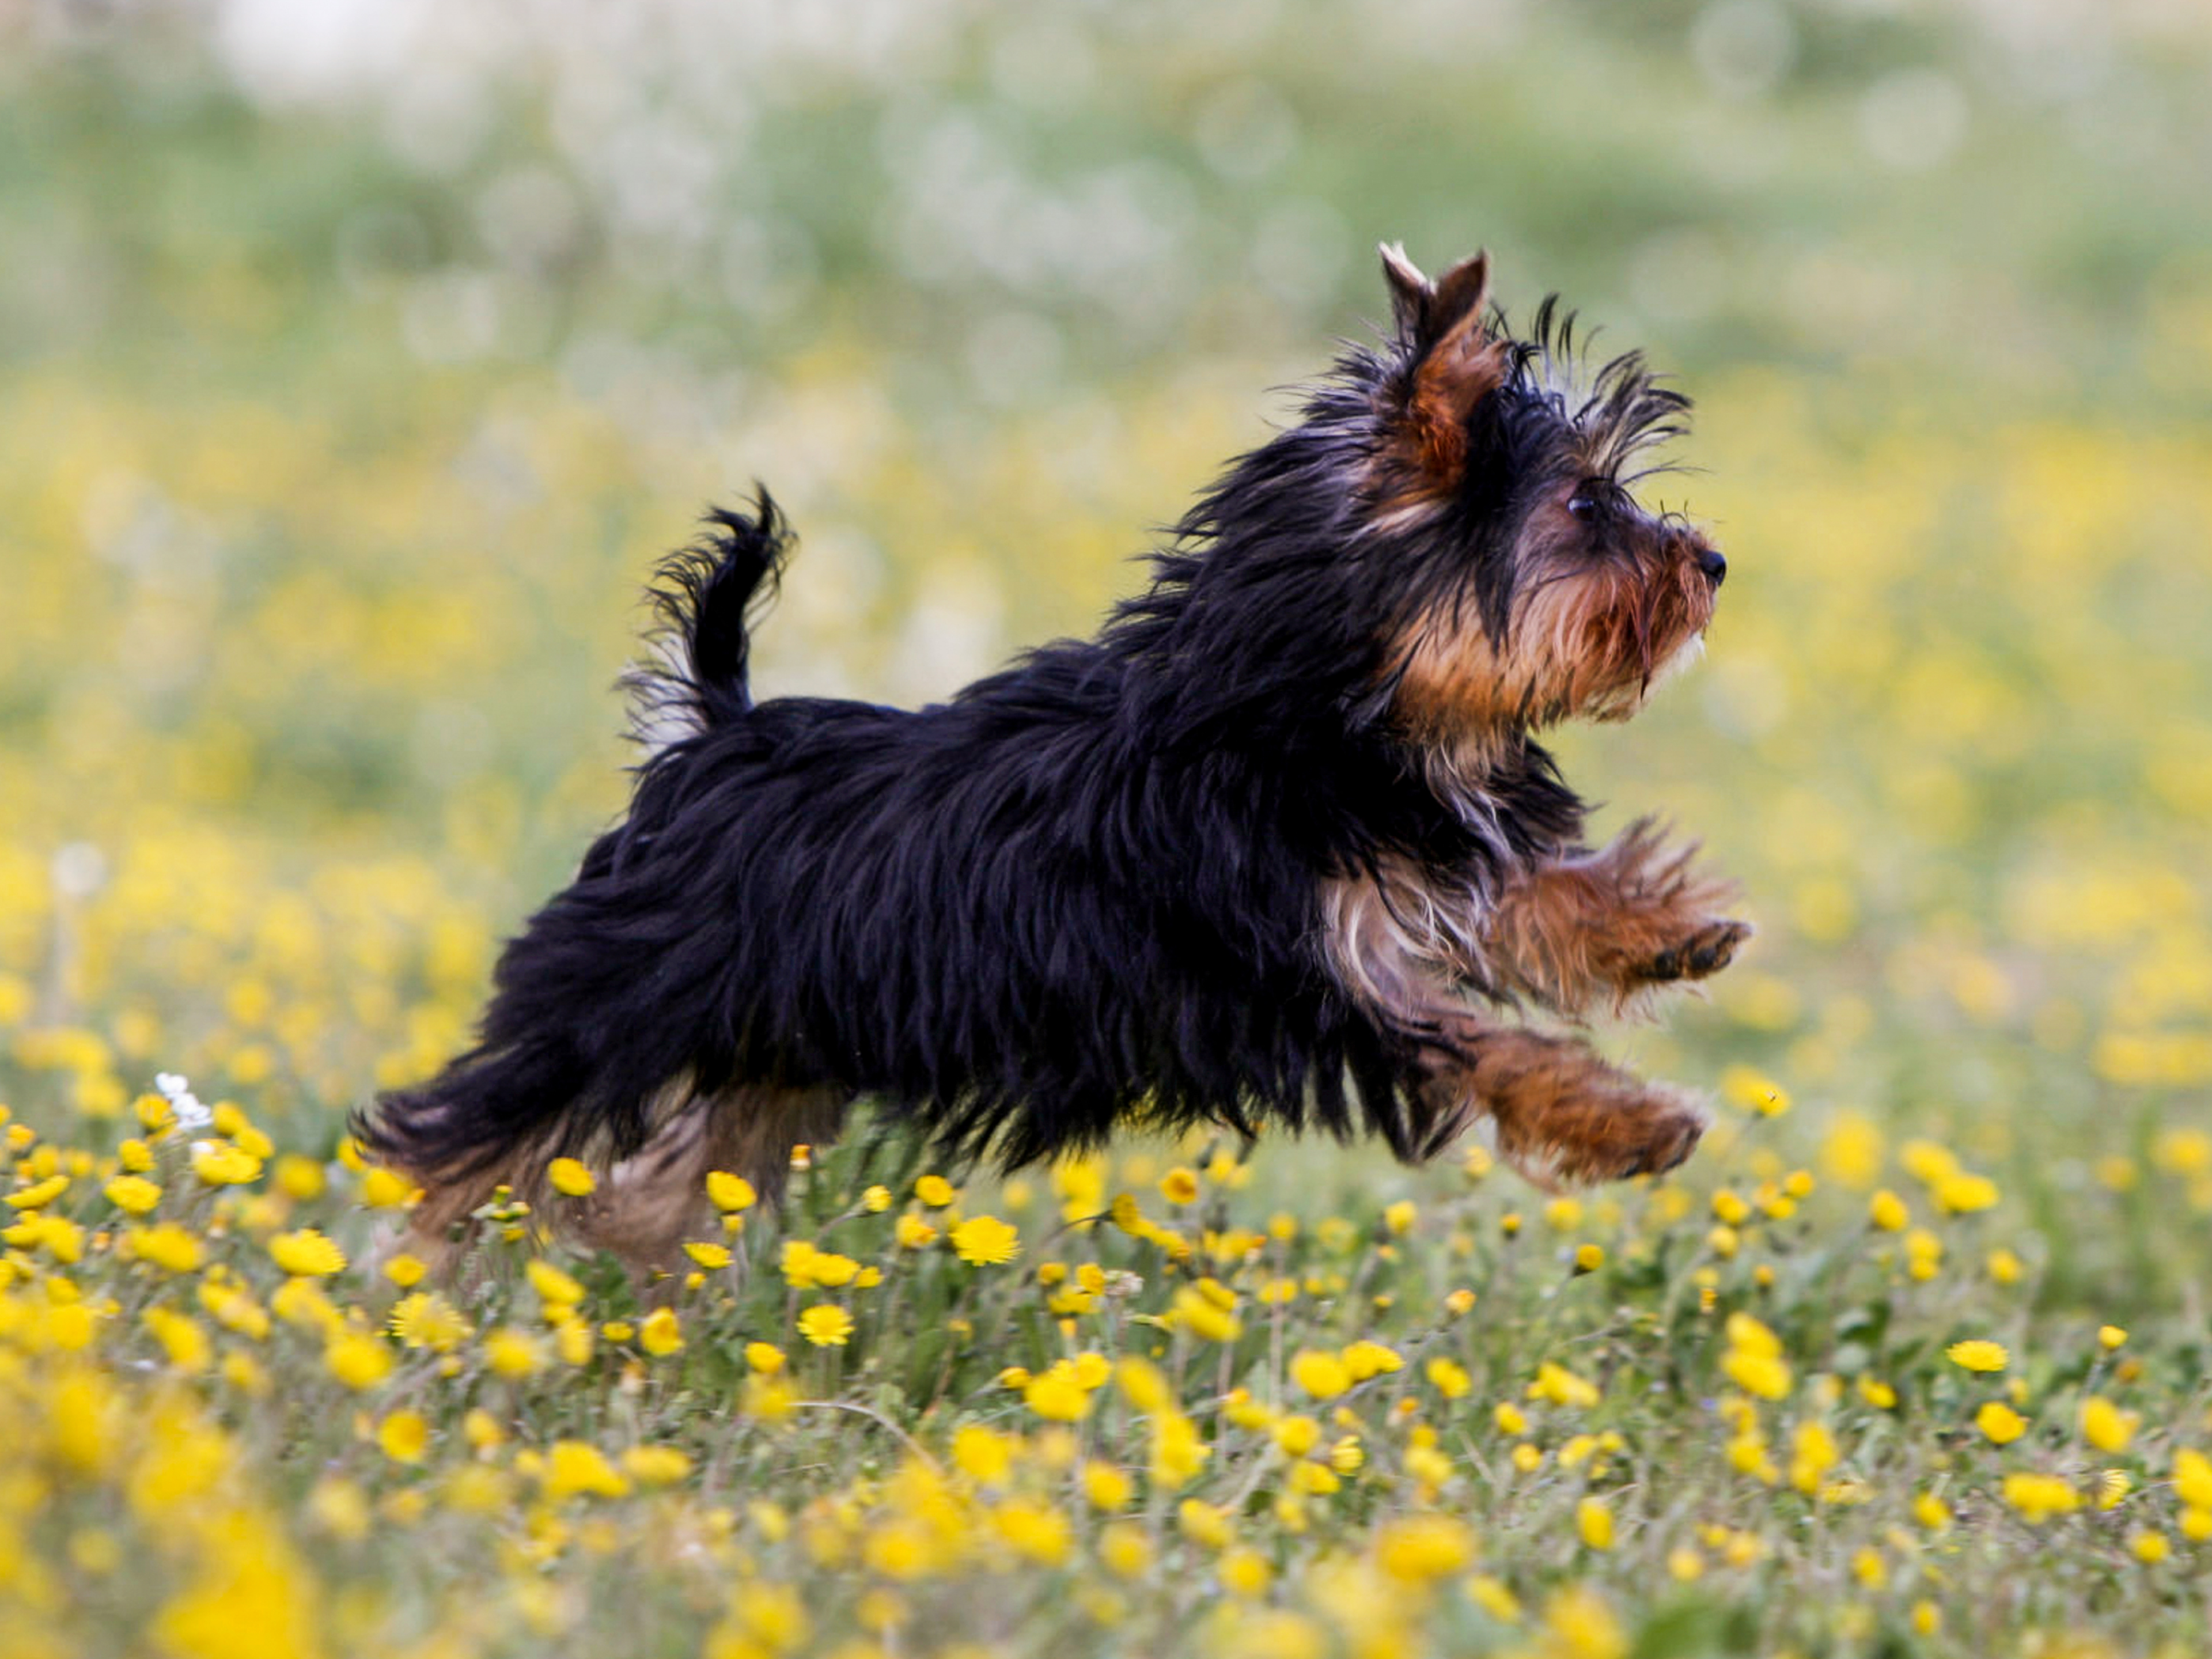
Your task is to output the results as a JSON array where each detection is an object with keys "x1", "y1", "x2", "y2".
[
  {"x1": 390, "y1": 1080, "x2": 849, "y2": 1279},
  {"x1": 1320, "y1": 852, "x2": 1721, "y2": 1183},
  {"x1": 1483, "y1": 818, "x2": 1747, "y2": 1018},
  {"x1": 1390, "y1": 506, "x2": 1718, "y2": 740}
]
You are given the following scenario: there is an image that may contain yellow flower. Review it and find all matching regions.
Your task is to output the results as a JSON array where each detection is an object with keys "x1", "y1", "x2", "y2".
[
  {"x1": 2001, "y1": 1472, "x2": 2080, "y2": 1523},
  {"x1": 1081, "y1": 1461, "x2": 1133, "y2": 1510},
  {"x1": 1177, "y1": 1498, "x2": 1233, "y2": 1550},
  {"x1": 390, "y1": 1291, "x2": 469, "y2": 1352},
  {"x1": 683, "y1": 1241, "x2": 732, "y2": 1270},
  {"x1": 1384, "y1": 1199, "x2": 1417, "y2": 1234},
  {"x1": 1913, "y1": 1493, "x2": 1952, "y2": 1531},
  {"x1": 190, "y1": 1141, "x2": 262, "y2": 1185},
  {"x1": 798, "y1": 1303, "x2": 854, "y2": 1346},
  {"x1": 1377, "y1": 1514, "x2": 1476, "y2": 1581},
  {"x1": 1935, "y1": 1171, "x2": 1999, "y2": 1213},
  {"x1": 1785, "y1": 1422, "x2": 1836, "y2": 1495},
  {"x1": 104, "y1": 1175, "x2": 162, "y2": 1215},
  {"x1": 268, "y1": 1228, "x2": 347, "y2": 1278},
  {"x1": 546, "y1": 1157, "x2": 596, "y2": 1196},
  {"x1": 914, "y1": 1174, "x2": 956, "y2": 1207},
  {"x1": 326, "y1": 1331, "x2": 393, "y2": 1390},
  {"x1": 1722, "y1": 1349, "x2": 1792, "y2": 1402},
  {"x1": 893, "y1": 1213, "x2": 938, "y2": 1249},
  {"x1": 1290, "y1": 1349, "x2": 1351, "y2": 1400},
  {"x1": 383, "y1": 1253, "x2": 427, "y2": 1288},
  {"x1": 274, "y1": 1155, "x2": 324, "y2": 1200},
  {"x1": 994, "y1": 1499, "x2": 1071, "y2": 1565},
  {"x1": 1219, "y1": 1547, "x2": 1271, "y2": 1599},
  {"x1": 949, "y1": 1214, "x2": 1020, "y2": 1266},
  {"x1": 623, "y1": 1445, "x2": 692, "y2": 1484},
  {"x1": 2099, "y1": 1324, "x2": 2127, "y2": 1350},
  {"x1": 705, "y1": 1169, "x2": 756, "y2": 1211},
  {"x1": 1868, "y1": 1189, "x2": 1909, "y2": 1230},
  {"x1": 953, "y1": 1425, "x2": 1014, "y2": 1484},
  {"x1": 2131, "y1": 1530, "x2": 2171, "y2": 1564},
  {"x1": 1342, "y1": 1340, "x2": 1403, "y2": 1380},
  {"x1": 526, "y1": 1258, "x2": 585, "y2": 1308},
  {"x1": 1099, "y1": 1521, "x2": 1152, "y2": 1578},
  {"x1": 542, "y1": 1440, "x2": 631, "y2": 1500},
  {"x1": 1574, "y1": 1243, "x2": 1605, "y2": 1272},
  {"x1": 378, "y1": 1411, "x2": 429, "y2": 1462},
  {"x1": 142, "y1": 1307, "x2": 210, "y2": 1373},
  {"x1": 745, "y1": 1341, "x2": 787, "y2": 1374},
  {"x1": 2171, "y1": 1448, "x2": 2212, "y2": 1510},
  {"x1": 638, "y1": 1307, "x2": 684, "y2": 1357},
  {"x1": 1024, "y1": 1368, "x2": 1094, "y2": 1423},
  {"x1": 1171, "y1": 1283, "x2": 1242, "y2": 1343},
  {"x1": 1529, "y1": 1360, "x2": 1603, "y2": 1409},
  {"x1": 1975, "y1": 1401, "x2": 2027, "y2": 1445},
  {"x1": 1945, "y1": 1339, "x2": 2008, "y2": 1373},
  {"x1": 1426, "y1": 1357, "x2": 1472, "y2": 1399},
  {"x1": 1158, "y1": 1166, "x2": 1199, "y2": 1205},
  {"x1": 1575, "y1": 1498, "x2": 1614, "y2": 1550},
  {"x1": 131, "y1": 1222, "x2": 204, "y2": 1274},
  {"x1": 359, "y1": 1167, "x2": 419, "y2": 1209},
  {"x1": 2080, "y1": 1395, "x2": 2138, "y2": 1453},
  {"x1": 483, "y1": 1326, "x2": 543, "y2": 1378},
  {"x1": 1494, "y1": 1402, "x2": 1528, "y2": 1435}
]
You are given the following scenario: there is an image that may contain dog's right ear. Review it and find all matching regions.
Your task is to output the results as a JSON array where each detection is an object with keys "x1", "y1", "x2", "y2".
[{"x1": 1379, "y1": 244, "x2": 1506, "y2": 491}]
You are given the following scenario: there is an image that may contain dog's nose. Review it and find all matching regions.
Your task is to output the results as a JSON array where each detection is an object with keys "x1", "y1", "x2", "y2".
[{"x1": 1695, "y1": 545, "x2": 1726, "y2": 587}]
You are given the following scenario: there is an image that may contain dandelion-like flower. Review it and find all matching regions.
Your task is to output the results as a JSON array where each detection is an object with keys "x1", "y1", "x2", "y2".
[
  {"x1": 949, "y1": 1214, "x2": 1020, "y2": 1266},
  {"x1": 798, "y1": 1304, "x2": 854, "y2": 1347},
  {"x1": 1944, "y1": 1339, "x2": 2008, "y2": 1373},
  {"x1": 268, "y1": 1229, "x2": 347, "y2": 1278}
]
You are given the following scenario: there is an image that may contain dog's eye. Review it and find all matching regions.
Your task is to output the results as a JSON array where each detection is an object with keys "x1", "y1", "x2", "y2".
[{"x1": 1566, "y1": 486, "x2": 1603, "y2": 520}]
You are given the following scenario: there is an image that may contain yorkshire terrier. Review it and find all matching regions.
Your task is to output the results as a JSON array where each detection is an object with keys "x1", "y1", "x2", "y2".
[{"x1": 359, "y1": 246, "x2": 1748, "y2": 1267}]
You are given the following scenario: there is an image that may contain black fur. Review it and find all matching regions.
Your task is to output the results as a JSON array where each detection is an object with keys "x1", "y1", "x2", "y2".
[{"x1": 357, "y1": 267, "x2": 1702, "y2": 1203}]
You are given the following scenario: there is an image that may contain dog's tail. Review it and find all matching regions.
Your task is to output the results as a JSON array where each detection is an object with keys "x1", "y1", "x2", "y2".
[
  {"x1": 623, "y1": 488, "x2": 794, "y2": 754},
  {"x1": 350, "y1": 493, "x2": 802, "y2": 1266}
]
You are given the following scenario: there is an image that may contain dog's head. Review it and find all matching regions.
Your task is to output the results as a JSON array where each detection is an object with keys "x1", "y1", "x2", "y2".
[{"x1": 1361, "y1": 247, "x2": 1724, "y2": 744}]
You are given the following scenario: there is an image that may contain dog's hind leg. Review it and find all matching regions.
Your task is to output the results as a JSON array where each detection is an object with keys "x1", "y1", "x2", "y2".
[
  {"x1": 569, "y1": 1081, "x2": 852, "y2": 1275},
  {"x1": 1412, "y1": 1017, "x2": 1706, "y2": 1185}
]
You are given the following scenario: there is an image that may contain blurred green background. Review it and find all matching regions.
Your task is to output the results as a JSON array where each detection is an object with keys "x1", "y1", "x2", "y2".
[{"x1": 4, "y1": 0, "x2": 2211, "y2": 1287}]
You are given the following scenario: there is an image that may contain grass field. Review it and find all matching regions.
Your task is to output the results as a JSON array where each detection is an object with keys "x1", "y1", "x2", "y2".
[{"x1": 3, "y1": 2, "x2": 2211, "y2": 1654}]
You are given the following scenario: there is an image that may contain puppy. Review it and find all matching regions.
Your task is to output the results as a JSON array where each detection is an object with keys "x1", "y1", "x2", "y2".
[{"x1": 358, "y1": 246, "x2": 1747, "y2": 1268}]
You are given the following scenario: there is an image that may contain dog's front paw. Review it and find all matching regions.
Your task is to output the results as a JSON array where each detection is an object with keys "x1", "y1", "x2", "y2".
[{"x1": 1642, "y1": 918, "x2": 1751, "y2": 984}]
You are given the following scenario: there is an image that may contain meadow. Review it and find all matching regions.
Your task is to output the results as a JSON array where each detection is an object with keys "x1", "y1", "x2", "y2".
[{"x1": 3, "y1": 2, "x2": 2211, "y2": 1654}]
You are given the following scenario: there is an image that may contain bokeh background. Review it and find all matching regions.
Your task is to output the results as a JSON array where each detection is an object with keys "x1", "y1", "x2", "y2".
[{"x1": 5, "y1": 0, "x2": 2212, "y2": 1296}]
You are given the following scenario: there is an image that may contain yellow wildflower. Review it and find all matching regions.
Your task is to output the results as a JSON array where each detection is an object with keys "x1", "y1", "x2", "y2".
[
  {"x1": 1975, "y1": 1401, "x2": 2027, "y2": 1445},
  {"x1": 2081, "y1": 1395, "x2": 2138, "y2": 1452},
  {"x1": 949, "y1": 1214, "x2": 1020, "y2": 1266},
  {"x1": 797, "y1": 1303, "x2": 854, "y2": 1346},
  {"x1": 705, "y1": 1170, "x2": 756, "y2": 1211},
  {"x1": 1290, "y1": 1349, "x2": 1351, "y2": 1400},
  {"x1": 542, "y1": 1440, "x2": 632, "y2": 1500},
  {"x1": 326, "y1": 1331, "x2": 394, "y2": 1389},
  {"x1": 378, "y1": 1411, "x2": 429, "y2": 1463},
  {"x1": 268, "y1": 1228, "x2": 347, "y2": 1278},
  {"x1": 638, "y1": 1307, "x2": 684, "y2": 1357},
  {"x1": 546, "y1": 1157, "x2": 596, "y2": 1196},
  {"x1": 104, "y1": 1175, "x2": 162, "y2": 1215},
  {"x1": 1576, "y1": 1498, "x2": 1614, "y2": 1550},
  {"x1": 389, "y1": 1291, "x2": 469, "y2": 1352},
  {"x1": 2001, "y1": 1471, "x2": 2080, "y2": 1523},
  {"x1": 1945, "y1": 1339, "x2": 2008, "y2": 1373},
  {"x1": 914, "y1": 1174, "x2": 956, "y2": 1207}
]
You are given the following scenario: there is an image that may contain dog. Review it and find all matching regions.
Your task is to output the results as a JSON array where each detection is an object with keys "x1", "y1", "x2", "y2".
[{"x1": 357, "y1": 245, "x2": 1748, "y2": 1270}]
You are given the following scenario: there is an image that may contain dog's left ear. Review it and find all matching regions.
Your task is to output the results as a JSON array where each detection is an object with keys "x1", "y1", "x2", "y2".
[{"x1": 1379, "y1": 244, "x2": 1508, "y2": 490}]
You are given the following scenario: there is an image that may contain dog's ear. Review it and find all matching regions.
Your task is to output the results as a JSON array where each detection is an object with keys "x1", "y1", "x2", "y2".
[{"x1": 1378, "y1": 245, "x2": 1508, "y2": 492}]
